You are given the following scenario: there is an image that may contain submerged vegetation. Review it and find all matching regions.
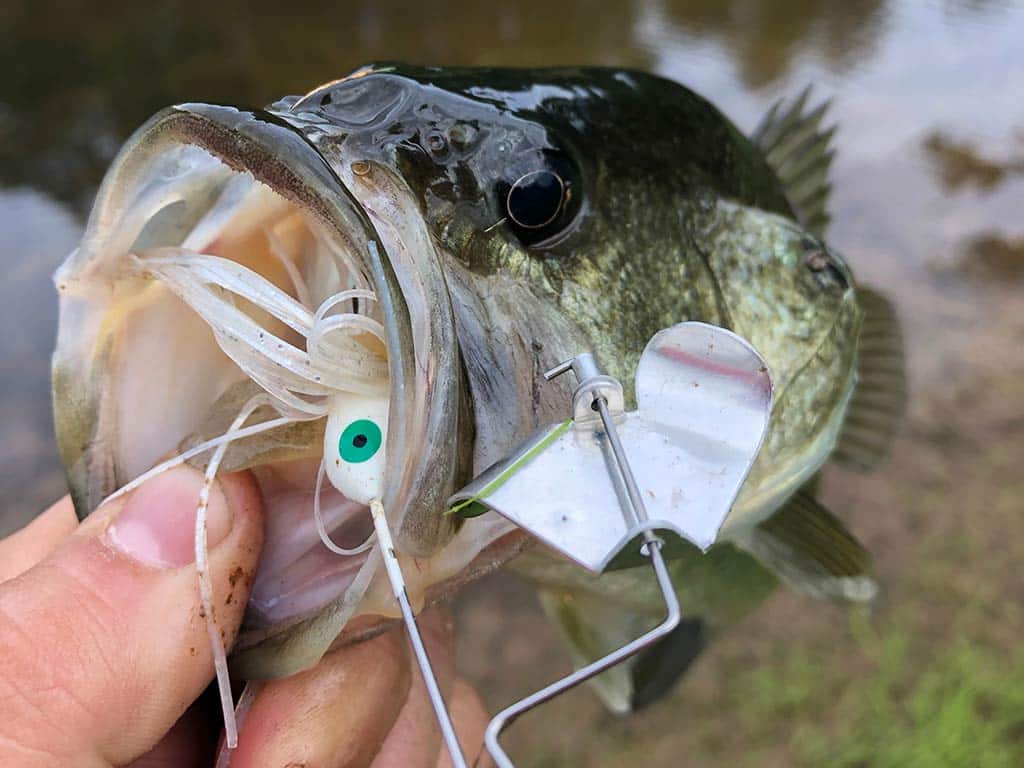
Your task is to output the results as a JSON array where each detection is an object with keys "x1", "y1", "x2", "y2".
[
  {"x1": 923, "y1": 131, "x2": 1024, "y2": 192},
  {"x1": 923, "y1": 130, "x2": 1024, "y2": 282}
]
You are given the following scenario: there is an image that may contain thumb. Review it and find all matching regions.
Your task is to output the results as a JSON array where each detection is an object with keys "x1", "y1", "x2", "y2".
[{"x1": 0, "y1": 466, "x2": 263, "y2": 767}]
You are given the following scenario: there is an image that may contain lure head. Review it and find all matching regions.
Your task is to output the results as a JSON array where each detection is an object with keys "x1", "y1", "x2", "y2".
[{"x1": 323, "y1": 394, "x2": 388, "y2": 506}]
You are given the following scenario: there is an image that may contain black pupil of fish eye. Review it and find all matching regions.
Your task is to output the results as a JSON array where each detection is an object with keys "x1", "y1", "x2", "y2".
[
  {"x1": 507, "y1": 170, "x2": 565, "y2": 229},
  {"x1": 352, "y1": 434, "x2": 368, "y2": 448}
]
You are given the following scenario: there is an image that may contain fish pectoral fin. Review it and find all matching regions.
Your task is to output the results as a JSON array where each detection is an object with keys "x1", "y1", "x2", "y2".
[
  {"x1": 537, "y1": 587, "x2": 655, "y2": 714},
  {"x1": 537, "y1": 586, "x2": 638, "y2": 714},
  {"x1": 740, "y1": 490, "x2": 877, "y2": 603},
  {"x1": 628, "y1": 616, "x2": 708, "y2": 711},
  {"x1": 752, "y1": 85, "x2": 836, "y2": 238},
  {"x1": 537, "y1": 585, "x2": 709, "y2": 713},
  {"x1": 833, "y1": 286, "x2": 908, "y2": 471}
]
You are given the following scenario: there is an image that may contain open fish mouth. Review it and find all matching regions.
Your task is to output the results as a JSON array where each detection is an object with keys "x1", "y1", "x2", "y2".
[{"x1": 52, "y1": 104, "x2": 477, "y2": 663}]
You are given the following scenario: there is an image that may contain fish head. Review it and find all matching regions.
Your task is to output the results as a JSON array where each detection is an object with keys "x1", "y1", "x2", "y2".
[{"x1": 278, "y1": 66, "x2": 621, "y2": 473}]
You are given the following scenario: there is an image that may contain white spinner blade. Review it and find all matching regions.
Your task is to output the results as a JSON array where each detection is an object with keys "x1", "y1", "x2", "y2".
[{"x1": 448, "y1": 323, "x2": 773, "y2": 573}]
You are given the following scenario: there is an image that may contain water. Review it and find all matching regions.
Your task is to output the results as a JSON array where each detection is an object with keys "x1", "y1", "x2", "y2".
[{"x1": 2, "y1": 1, "x2": 1023, "y2": 764}]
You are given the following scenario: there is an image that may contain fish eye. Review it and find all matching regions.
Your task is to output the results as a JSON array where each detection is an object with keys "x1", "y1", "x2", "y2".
[
  {"x1": 497, "y1": 151, "x2": 582, "y2": 247},
  {"x1": 506, "y1": 170, "x2": 565, "y2": 229},
  {"x1": 339, "y1": 418, "x2": 383, "y2": 463}
]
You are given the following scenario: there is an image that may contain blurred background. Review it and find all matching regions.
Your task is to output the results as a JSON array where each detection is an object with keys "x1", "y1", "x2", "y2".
[{"x1": 2, "y1": 1, "x2": 1023, "y2": 764}]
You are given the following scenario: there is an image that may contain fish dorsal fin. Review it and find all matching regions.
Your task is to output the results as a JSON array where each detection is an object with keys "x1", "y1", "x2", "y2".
[
  {"x1": 740, "y1": 490, "x2": 877, "y2": 602},
  {"x1": 752, "y1": 86, "x2": 836, "y2": 238},
  {"x1": 834, "y1": 286, "x2": 907, "y2": 471}
]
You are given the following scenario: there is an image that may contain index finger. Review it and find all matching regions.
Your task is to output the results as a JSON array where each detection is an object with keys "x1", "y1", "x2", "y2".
[{"x1": 0, "y1": 496, "x2": 78, "y2": 582}]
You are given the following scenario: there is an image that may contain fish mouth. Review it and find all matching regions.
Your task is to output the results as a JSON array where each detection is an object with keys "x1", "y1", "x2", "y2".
[{"x1": 53, "y1": 104, "x2": 469, "y2": 668}]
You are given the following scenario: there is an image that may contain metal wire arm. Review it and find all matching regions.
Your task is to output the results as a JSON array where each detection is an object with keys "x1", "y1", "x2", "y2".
[{"x1": 483, "y1": 355, "x2": 683, "y2": 768}]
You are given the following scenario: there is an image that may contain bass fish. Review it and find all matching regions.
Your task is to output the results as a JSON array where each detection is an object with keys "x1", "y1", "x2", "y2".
[{"x1": 52, "y1": 65, "x2": 904, "y2": 715}]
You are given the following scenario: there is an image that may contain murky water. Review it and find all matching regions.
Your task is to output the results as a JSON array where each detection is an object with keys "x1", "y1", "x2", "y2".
[{"x1": 3, "y1": 1, "x2": 1023, "y2": 763}]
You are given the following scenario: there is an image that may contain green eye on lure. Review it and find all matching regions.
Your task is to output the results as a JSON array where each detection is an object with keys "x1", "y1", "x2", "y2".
[{"x1": 339, "y1": 419, "x2": 382, "y2": 463}]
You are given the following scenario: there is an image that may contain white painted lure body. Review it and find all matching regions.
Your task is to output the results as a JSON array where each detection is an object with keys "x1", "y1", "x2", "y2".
[
  {"x1": 323, "y1": 394, "x2": 389, "y2": 506},
  {"x1": 315, "y1": 394, "x2": 389, "y2": 555}
]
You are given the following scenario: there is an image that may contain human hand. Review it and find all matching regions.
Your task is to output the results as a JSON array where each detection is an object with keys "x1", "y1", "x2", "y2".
[{"x1": 0, "y1": 467, "x2": 490, "y2": 767}]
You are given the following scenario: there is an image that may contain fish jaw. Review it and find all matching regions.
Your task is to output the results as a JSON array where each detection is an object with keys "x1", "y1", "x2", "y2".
[
  {"x1": 51, "y1": 102, "x2": 509, "y2": 677},
  {"x1": 310, "y1": 156, "x2": 469, "y2": 556}
]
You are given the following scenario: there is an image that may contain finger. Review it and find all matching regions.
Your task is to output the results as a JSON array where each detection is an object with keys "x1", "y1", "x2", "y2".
[
  {"x1": 0, "y1": 496, "x2": 79, "y2": 582},
  {"x1": 372, "y1": 609, "x2": 457, "y2": 768},
  {"x1": 0, "y1": 466, "x2": 264, "y2": 767},
  {"x1": 436, "y1": 681, "x2": 492, "y2": 768},
  {"x1": 229, "y1": 626, "x2": 411, "y2": 768}
]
